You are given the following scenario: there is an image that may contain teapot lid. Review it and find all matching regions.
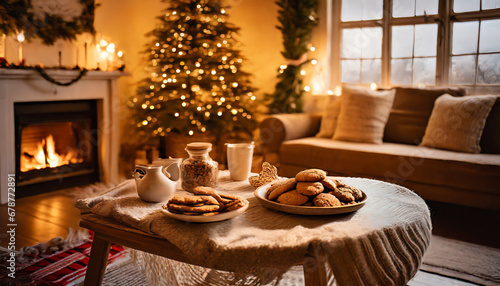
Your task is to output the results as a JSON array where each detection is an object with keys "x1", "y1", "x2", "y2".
[{"x1": 186, "y1": 142, "x2": 212, "y2": 150}]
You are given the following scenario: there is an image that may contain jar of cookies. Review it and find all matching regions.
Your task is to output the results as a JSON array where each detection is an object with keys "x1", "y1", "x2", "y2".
[{"x1": 180, "y1": 142, "x2": 219, "y2": 192}]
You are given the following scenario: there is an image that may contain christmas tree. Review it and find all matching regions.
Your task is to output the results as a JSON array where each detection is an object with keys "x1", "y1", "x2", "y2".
[{"x1": 129, "y1": 0, "x2": 258, "y2": 143}]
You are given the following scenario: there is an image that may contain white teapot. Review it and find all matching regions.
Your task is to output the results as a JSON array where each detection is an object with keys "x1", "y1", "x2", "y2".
[{"x1": 133, "y1": 163, "x2": 179, "y2": 202}]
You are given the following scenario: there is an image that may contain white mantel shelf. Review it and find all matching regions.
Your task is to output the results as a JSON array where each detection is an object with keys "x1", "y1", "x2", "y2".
[
  {"x1": 0, "y1": 68, "x2": 127, "y2": 204},
  {"x1": 0, "y1": 69, "x2": 126, "y2": 79}
]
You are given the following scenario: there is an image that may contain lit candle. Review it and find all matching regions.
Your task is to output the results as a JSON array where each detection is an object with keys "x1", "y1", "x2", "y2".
[
  {"x1": 17, "y1": 31, "x2": 25, "y2": 64},
  {"x1": 370, "y1": 83, "x2": 378, "y2": 90},
  {"x1": 84, "y1": 42, "x2": 88, "y2": 68}
]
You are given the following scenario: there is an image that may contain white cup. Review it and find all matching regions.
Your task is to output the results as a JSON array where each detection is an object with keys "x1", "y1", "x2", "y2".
[
  {"x1": 226, "y1": 142, "x2": 254, "y2": 181},
  {"x1": 152, "y1": 157, "x2": 182, "y2": 181}
]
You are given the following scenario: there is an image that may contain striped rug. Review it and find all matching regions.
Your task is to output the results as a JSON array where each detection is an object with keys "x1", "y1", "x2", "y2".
[{"x1": 0, "y1": 234, "x2": 147, "y2": 286}]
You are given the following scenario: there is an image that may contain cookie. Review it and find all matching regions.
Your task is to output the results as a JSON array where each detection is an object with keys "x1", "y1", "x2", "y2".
[
  {"x1": 277, "y1": 190, "x2": 309, "y2": 206},
  {"x1": 192, "y1": 186, "x2": 224, "y2": 203},
  {"x1": 295, "y1": 169, "x2": 327, "y2": 182},
  {"x1": 335, "y1": 181, "x2": 363, "y2": 200},
  {"x1": 165, "y1": 203, "x2": 221, "y2": 213},
  {"x1": 168, "y1": 195, "x2": 218, "y2": 206},
  {"x1": 225, "y1": 199, "x2": 249, "y2": 211},
  {"x1": 329, "y1": 187, "x2": 355, "y2": 202},
  {"x1": 313, "y1": 193, "x2": 341, "y2": 207},
  {"x1": 296, "y1": 181, "x2": 324, "y2": 196},
  {"x1": 248, "y1": 162, "x2": 279, "y2": 187},
  {"x1": 268, "y1": 178, "x2": 297, "y2": 200},
  {"x1": 321, "y1": 177, "x2": 339, "y2": 190}
]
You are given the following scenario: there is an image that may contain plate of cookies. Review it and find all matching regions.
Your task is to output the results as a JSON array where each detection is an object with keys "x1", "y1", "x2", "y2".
[
  {"x1": 162, "y1": 186, "x2": 249, "y2": 222},
  {"x1": 254, "y1": 169, "x2": 367, "y2": 215}
]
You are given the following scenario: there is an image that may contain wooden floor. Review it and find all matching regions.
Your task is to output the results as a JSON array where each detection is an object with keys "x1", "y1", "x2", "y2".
[{"x1": 1, "y1": 186, "x2": 498, "y2": 286}]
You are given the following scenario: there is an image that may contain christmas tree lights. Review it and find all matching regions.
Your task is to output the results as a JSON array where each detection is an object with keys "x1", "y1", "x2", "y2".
[{"x1": 129, "y1": 0, "x2": 257, "y2": 141}]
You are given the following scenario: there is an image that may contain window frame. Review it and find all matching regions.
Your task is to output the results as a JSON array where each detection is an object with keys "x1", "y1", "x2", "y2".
[{"x1": 330, "y1": 0, "x2": 500, "y2": 92}]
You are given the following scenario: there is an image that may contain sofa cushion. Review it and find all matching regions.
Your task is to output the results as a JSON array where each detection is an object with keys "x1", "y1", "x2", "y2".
[
  {"x1": 315, "y1": 96, "x2": 342, "y2": 138},
  {"x1": 333, "y1": 86, "x2": 395, "y2": 144},
  {"x1": 480, "y1": 96, "x2": 500, "y2": 154},
  {"x1": 280, "y1": 137, "x2": 500, "y2": 195},
  {"x1": 421, "y1": 94, "x2": 496, "y2": 153},
  {"x1": 384, "y1": 87, "x2": 466, "y2": 145}
]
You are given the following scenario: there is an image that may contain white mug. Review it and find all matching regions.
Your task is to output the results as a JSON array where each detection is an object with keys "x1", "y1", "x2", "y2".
[{"x1": 226, "y1": 142, "x2": 254, "y2": 181}]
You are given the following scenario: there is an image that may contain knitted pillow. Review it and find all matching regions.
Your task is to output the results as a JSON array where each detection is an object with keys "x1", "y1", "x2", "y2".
[
  {"x1": 420, "y1": 94, "x2": 497, "y2": 153},
  {"x1": 333, "y1": 86, "x2": 395, "y2": 144},
  {"x1": 315, "y1": 96, "x2": 342, "y2": 138}
]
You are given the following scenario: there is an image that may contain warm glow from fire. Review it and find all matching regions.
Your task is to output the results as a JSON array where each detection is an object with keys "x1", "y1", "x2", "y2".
[{"x1": 21, "y1": 134, "x2": 82, "y2": 172}]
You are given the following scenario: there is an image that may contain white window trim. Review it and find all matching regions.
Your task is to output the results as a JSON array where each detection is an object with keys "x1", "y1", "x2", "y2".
[{"x1": 328, "y1": 0, "x2": 500, "y2": 94}]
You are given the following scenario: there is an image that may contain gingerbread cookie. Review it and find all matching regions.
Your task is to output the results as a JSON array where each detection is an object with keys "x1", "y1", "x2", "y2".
[
  {"x1": 313, "y1": 193, "x2": 341, "y2": 207},
  {"x1": 165, "y1": 203, "x2": 220, "y2": 213},
  {"x1": 295, "y1": 169, "x2": 327, "y2": 182},
  {"x1": 169, "y1": 195, "x2": 218, "y2": 206},
  {"x1": 296, "y1": 181, "x2": 324, "y2": 196},
  {"x1": 268, "y1": 178, "x2": 297, "y2": 200},
  {"x1": 277, "y1": 190, "x2": 309, "y2": 206},
  {"x1": 248, "y1": 162, "x2": 279, "y2": 187}
]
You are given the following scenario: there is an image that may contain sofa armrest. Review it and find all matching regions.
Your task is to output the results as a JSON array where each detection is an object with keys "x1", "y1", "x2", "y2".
[{"x1": 260, "y1": 113, "x2": 322, "y2": 155}]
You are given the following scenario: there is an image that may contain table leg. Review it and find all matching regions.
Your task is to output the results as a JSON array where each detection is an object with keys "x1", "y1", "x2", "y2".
[
  {"x1": 84, "y1": 233, "x2": 111, "y2": 286},
  {"x1": 303, "y1": 254, "x2": 328, "y2": 286}
]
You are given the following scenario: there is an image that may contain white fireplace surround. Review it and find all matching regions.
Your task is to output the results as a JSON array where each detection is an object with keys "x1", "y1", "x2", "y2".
[{"x1": 0, "y1": 69, "x2": 124, "y2": 204}]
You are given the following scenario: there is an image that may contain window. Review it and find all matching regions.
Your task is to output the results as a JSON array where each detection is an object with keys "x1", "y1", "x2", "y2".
[{"x1": 333, "y1": 0, "x2": 500, "y2": 90}]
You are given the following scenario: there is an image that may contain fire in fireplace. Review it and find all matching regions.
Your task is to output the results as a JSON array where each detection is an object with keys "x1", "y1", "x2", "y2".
[{"x1": 15, "y1": 100, "x2": 100, "y2": 197}]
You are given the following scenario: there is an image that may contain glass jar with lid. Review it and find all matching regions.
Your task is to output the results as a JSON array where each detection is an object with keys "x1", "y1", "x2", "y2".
[{"x1": 180, "y1": 142, "x2": 219, "y2": 192}]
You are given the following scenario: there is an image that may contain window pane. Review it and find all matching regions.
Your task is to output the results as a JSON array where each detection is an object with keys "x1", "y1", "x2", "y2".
[
  {"x1": 454, "y1": 0, "x2": 480, "y2": 12},
  {"x1": 414, "y1": 24, "x2": 437, "y2": 57},
  {"x1": 416, "y1": 0, "x2": 438, "y2": 16},
  {"x1": 483, "y1": 0, "x2": 500, "y2": 10},
  {"x1": 413, "y1": 58, "x2": 436, "y2": 85},
  {"x1": 450, "y1": 55, "x2": 477, "y2": 85},
  {"x1": 362, "y1": 0, "x2": 383, "y2": 20},
  {"x1": 479, "y1": 19, "x2": 500, "y2": 53},
  {"x1": 361, "y1": 28, "x2": 382, "y2": 58},
  {"x1": 341, "y1": 60, "x2": 361, "y2": 83},
  {"x1": 391, "y1": 59, "x2": 413, "y2": 85},
  {"x1": 342, "y1": 29, "x2": 362, "y2": 58},
  {"x1": 452, "y1": 22, "x2": 479, "y2": 55},
  {"x1": 342, "y1": 0, "x2": 362, "y2": 21},
  {"x1": 477, "y1": 54, "x2": 500, "y2": 85},
  {"x1": 361, "y1": 59, "x2": 381, "y2": 84},
  {"x1": 392, "y1": 26, "x2": 414, "y2": 58},
  {"x1": 393, "y1": 0, "x2": 415, "y2": 17}
]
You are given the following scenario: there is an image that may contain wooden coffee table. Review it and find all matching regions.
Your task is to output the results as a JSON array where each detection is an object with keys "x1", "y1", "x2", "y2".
[
  {"x1": 79, "y1": 173, "x2": 431, "y2": 285},
  {"x1": 80, "y1": 213, "x2": 328, "y2": 286}
]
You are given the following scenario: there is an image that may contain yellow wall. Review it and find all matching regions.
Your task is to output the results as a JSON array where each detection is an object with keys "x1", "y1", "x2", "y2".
[{"x1": 3, "y1": 0, "x2": 283, "y2": 142}]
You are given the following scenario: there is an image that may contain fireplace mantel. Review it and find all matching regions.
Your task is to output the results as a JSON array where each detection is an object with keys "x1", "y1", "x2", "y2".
[{"x1": 0, "y1": 69, "x2": 126, "y2": 203}]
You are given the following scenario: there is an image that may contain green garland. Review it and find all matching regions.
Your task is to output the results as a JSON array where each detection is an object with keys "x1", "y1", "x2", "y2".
[
  {"x1": 34, "y1": 66, "x2": 87, "y2": 86},
  {"x1": 0, "y1": 0, "x2": 96, "y2": 45},
  {"x1": 264, "y1": 0, "x2": 318, "y2": 114}
]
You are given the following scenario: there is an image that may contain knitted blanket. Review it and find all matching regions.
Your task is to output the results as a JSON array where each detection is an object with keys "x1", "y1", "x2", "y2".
[{"x1": 76, "y1": 171, "x2": 431, "y2": 285}]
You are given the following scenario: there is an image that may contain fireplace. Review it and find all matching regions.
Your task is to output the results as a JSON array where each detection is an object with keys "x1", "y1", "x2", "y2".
[
  {"x1": 0, "y1": 69, "x2": 124, "y2": 203},
  {"x1": 15, "y1": 100, "x2": 99, "y2": 197}
]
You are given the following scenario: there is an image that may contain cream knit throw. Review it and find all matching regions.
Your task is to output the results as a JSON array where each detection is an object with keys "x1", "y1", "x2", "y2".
[{"x1": 77, "y1": 171, "x2": 431, "y2": 285}]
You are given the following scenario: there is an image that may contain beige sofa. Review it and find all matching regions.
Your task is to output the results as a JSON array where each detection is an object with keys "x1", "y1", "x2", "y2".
[{"x1": 260, "y1": 88, "x2": 500, "y2": 211}]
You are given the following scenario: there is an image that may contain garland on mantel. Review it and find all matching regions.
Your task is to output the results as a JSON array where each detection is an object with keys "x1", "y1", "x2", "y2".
[{"x1": 34, "y1": 66, "x2": 87, "y2": 86}]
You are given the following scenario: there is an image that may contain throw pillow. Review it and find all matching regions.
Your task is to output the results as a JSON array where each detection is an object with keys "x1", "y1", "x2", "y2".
[
  {"x1": 333, "y1": 85, "x2": 396, "y2": 144},
  {"x1": 384, "y1": 87, "x2": 466, "y2": 145},
  {"x1": 315, "y1": 96, "x2": 342, "y2": 138},
  {"x1": 480, "y1": 96, "x2": 500, "y2": 154},
  {"x1": 421, "y1": 94, "x2": 497, "y2": 153}
]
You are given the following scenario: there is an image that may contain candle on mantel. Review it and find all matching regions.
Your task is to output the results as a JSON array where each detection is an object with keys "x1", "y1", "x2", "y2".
[
  {"x1": 17, "y1": 32, "x2": 25, "y2": 64},
  {"x1": 84, "y1": 42, "x2": 88, "y2": 68}
]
